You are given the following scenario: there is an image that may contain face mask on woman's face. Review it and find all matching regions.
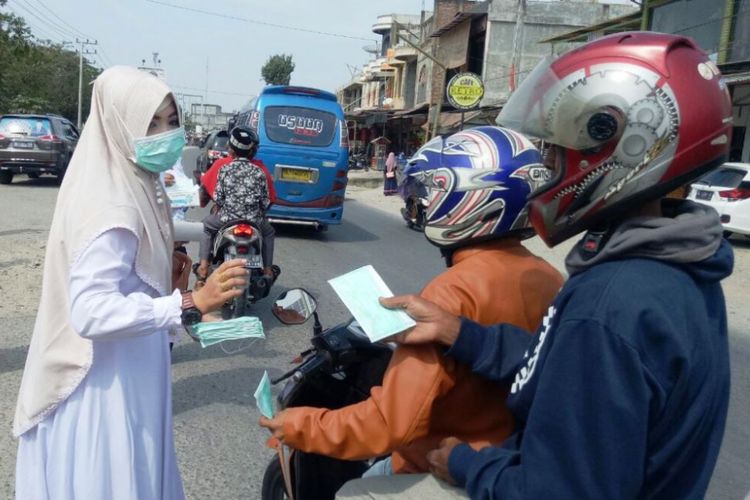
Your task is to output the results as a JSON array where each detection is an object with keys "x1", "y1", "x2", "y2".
[{"x1": 133, "y1": 127, "x2": 186, "y2": 173}]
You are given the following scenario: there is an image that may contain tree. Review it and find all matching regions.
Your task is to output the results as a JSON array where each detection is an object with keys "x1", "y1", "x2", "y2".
[
  {"x1": 0, "y1": 1, "x2": 100, "y2": 122},
  {"x1": 261, "y1": 54, "x2": 295, "y2": 86}
]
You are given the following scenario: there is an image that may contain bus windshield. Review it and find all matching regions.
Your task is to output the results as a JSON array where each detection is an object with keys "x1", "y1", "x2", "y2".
[{"x1": 264, "y1": 106, "x2": 336, "y2": 147}]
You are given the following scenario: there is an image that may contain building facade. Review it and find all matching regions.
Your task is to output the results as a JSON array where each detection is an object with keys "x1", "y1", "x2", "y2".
[
  {"x1": 338, "y1": 0, "x2": 636, "y2": 157},
  {"x1": 189, "y1": 103, "x2": 234, "y2": 134},
  {"x1": 644, "y1": 0, "x2": 750, "y2": 162}
]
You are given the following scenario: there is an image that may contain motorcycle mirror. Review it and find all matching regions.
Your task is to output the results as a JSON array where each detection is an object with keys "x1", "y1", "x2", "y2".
[{"x1": 272, "y1": 288, "x2": 317, "y2": 325}]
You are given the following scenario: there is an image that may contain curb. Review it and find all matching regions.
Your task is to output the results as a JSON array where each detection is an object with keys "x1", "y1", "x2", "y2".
[{"x1": 347, "y1": 170, "x2": 386, "y2": 189}]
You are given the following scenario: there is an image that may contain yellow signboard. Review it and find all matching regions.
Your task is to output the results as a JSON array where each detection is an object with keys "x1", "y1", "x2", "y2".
[{"x1": 446, "y1": 72, "x2": 484, "y2": 110}]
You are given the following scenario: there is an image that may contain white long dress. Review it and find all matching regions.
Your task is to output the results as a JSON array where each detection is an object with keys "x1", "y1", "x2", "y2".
[{"x1": 15, "y1": 228, "x2": 185, "y2": 500}]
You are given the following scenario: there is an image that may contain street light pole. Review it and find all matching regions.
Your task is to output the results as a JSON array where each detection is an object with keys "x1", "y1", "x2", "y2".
[{"x1": 75, "y1": 38, "x2": 98, "y2": 129}]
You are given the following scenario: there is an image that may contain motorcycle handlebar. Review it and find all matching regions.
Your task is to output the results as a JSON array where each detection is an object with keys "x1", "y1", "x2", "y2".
[
  {"x1": 297, "y1": 351, "x2": 331, "y2": 379},
  {"x1": 271, "y1": 350, "x2": 331, "y2": 385}
]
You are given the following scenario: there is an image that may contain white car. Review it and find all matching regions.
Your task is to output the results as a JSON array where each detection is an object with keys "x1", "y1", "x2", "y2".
[{"x1": 687, "y1": 162, "x2": 750, "y2": 236}]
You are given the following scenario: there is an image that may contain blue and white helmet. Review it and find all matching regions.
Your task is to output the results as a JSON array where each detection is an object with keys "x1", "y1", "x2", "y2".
[{"x1": 405, "y1": 126, "x2": 549, "y2": 249}]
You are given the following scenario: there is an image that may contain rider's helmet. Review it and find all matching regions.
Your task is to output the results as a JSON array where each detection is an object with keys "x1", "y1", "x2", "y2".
[
  {"x1": 497, "y1": 31, "x2": 732, "y2": 246},
  {"x1": 228, "y1": 126, "x2": 259, "y2": 159},
  {"x1": 404, "y1": 126, "x2": 548, "y2": 250}
]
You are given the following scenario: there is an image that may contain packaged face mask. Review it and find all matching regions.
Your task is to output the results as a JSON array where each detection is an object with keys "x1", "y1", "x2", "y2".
[
  {"x1": 192, "y1": 316, "x2": 265, "y2": 348},
  {"x1": 254, "y1": 370, "x2": 275, "y2": 419}
]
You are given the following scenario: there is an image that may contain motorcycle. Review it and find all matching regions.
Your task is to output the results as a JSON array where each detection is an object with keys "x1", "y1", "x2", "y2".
[
  {"x1": 399, "y1": 175, "x2": 429, "y2": 231},
  {"x1": 261, "y1": 288, "x2": 393, "y2": 500},
  {"x1": 347, "y1": 152, "x2": 367, "y2": 171},
  {"x1": 209, "y1": 219, "x2": 277, "y2": 318}
]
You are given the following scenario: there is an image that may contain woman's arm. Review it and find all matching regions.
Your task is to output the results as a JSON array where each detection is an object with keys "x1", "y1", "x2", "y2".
[{"x1": 69, "y1": 228, "x2": 182, "y2": 340}]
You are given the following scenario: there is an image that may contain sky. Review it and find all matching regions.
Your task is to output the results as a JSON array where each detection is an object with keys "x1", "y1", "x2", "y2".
[
  {"x1": 5, "y1": 0, "x2": 428, "y2": 112},
  {"x1": 5, "y1": 0, "x2": 636, "y2": 113}
]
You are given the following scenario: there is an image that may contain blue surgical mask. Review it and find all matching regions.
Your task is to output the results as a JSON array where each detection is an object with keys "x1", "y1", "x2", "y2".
[{"x1": 133, "y1": 127, "x2": 186, "y2": 173}]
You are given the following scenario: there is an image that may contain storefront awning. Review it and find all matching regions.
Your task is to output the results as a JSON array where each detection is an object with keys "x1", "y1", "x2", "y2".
[
  {"x1": 391, "y1": 103, "x2": 429, "y2": 117},
  {"x1": 722, "y1": 71, "x2": 750, "y2": 85},
  {"x1": 539, "y1": 12, "x2": 642, "y2": 44},
  {"x1": 421, "y1": 108, "x2": 499, "y2": 134}
]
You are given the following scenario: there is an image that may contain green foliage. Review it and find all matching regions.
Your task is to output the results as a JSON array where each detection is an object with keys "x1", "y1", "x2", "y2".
[
  {"x1": 261, "y1": 54, "x2": 295, "y2": 86},
  {"x1": 0, "y1": 0, "x2": 100, "y2": 123}
]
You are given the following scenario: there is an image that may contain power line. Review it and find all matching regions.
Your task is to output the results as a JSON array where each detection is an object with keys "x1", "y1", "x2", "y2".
[
  {"x1": 145, "y1": 0, "x2": 377, "y2": 42},
  {"x1": 171, "y1": 84, "x2": 250, "y2": 98},
  {"x1": 4, "y1": 3, "x2": 65, "y2": 43},
  {"x1": 11, "y1": 0, "x2": 78, "y2": 40},
  {"x1": 33, "y1": 0, "x2": 93, "y2": 39},
  {"x1": 97, "y1": 46, "x2": 114, "y2": 67}
]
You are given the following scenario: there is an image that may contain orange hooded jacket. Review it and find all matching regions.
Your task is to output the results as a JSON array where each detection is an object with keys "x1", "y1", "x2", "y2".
[{"x1": 279, "y1": 239, "x2": 564, "y2": 473}]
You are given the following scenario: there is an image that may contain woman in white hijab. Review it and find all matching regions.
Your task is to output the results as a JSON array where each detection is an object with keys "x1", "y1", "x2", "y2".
[{"x1": 13, "y1": 66, "x2": 248, "y2": 499}]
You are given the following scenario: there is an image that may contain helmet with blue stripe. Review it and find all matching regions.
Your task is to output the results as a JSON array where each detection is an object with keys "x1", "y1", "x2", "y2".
[{"x1": 404, "y1": 126, "x2": 549, "y2": 249}]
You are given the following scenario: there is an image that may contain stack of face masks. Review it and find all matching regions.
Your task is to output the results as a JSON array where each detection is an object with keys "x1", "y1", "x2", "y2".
[{"x1": 192, "y1": 316, "x2": 265, "y2": 348}]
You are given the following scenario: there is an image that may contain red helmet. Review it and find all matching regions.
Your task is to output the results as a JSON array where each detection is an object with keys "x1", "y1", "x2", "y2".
[{"x1": 497, "y1": 32, "x2": 732, "y2": 246}]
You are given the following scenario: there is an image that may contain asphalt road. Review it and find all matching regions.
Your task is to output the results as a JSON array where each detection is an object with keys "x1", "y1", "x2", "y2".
[{"x1": 0, "y1": 148, "x2": 747, "y2": 499}]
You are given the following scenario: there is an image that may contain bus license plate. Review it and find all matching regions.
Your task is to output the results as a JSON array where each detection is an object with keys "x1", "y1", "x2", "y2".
[{"x1": 280, "y1": 168, "x2": 313, "y2": 182}]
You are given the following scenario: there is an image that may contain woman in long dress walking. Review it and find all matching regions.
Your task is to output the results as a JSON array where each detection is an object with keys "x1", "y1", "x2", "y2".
[
  {"x1": 383, "y1": 152, "x2": 398, "y2": 196},
  {"x1": 13, "y1": 66, "x2": 248, "y2": 500}
]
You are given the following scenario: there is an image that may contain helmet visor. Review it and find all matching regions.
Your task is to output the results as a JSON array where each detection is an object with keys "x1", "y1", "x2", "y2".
[{"x1": 496, "y1": 56, "x2": 608, "y2": 151}]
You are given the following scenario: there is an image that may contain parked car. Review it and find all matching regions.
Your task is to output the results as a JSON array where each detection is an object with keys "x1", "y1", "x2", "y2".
[
  {"x1": 0, "y1": 113, "x2": 79, "y2": 184},
  {"x1": 687, "y1": 162, "x2": 750, "y2": 236},
  {"x1": 196, "y1": 129, "x2": 229, "y2": 173}
]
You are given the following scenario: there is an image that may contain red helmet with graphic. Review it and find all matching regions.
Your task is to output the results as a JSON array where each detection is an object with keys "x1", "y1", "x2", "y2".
[{"x1": 497, "y1": 32, "x2": 732, "y2": 246}]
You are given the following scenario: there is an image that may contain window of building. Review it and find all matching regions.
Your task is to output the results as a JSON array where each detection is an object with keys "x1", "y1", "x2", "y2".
[
  {"x1": 417, "y1": 65, "x2": 427, "y2": 103},
  {"x1": 468, "y1": 16, "x2": 486, "y2": 76}
]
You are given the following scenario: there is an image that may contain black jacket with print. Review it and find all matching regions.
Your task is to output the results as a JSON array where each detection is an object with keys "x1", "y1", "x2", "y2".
[{"x1": 214, "y1": 158, "x2": 270, "y2": 224}]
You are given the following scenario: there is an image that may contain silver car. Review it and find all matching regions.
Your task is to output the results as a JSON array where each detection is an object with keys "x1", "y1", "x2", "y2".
[{"x1": 0, "y1": 114, "x2": 79, "y2": 184}]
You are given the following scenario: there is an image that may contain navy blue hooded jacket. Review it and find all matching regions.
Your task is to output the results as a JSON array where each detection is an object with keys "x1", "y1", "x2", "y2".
[{"x1": 447, "y1": 202, "x2": 733, "y2": 499}]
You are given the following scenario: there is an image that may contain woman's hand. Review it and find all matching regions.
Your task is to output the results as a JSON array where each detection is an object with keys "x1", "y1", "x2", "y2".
[{"x1": 192, "y1": 259, "x2": 248, "y2": 313}]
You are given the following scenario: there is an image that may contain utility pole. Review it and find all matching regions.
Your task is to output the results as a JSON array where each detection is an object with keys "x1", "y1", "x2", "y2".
[
  {"x1": 205, "y1": 57, "x2": 209, "y2": 103},
  {"x1": 76, "y1": 38, "x2": 98, "y2": 129},
  {"x1": 509, "y1": 0, "x2": 527, "y2": 94}
]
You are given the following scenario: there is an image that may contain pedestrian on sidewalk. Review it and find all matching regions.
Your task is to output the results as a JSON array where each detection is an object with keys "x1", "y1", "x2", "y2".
[
  {"x1": 383, "y1": 151, "x2": 398, "y2": 196},
  {"x1": 13, "y1": 66, "x2": 248, "y2": 500},
  {"x1": 342, "y1": 31, "x2": 734, "y2": 500}
]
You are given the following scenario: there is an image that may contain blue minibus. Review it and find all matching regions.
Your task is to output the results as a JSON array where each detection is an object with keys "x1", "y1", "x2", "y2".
[{"x1": 236, "y1": 86, "x2": 349, "y2": 229}]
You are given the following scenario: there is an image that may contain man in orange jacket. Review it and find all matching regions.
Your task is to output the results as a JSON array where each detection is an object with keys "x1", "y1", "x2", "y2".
[{"x1": 260, "y1": 126, "x2": 563, "y2": 474}]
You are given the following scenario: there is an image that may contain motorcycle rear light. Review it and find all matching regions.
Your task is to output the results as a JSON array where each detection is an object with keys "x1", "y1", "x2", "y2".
[
  {"x1": 236, "y1": 246, "x2": 249, "y2": 254},
  {"x1": 233, "y1": 224, "x2": 254, "y2": 237},
  {"x1": 208, "y1": 150, "x2": 221, "y2": 158},
  {"x1": 718, "y1": 187, "x2": 750, "y2": 201}
]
